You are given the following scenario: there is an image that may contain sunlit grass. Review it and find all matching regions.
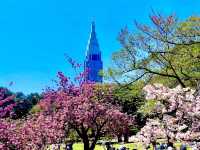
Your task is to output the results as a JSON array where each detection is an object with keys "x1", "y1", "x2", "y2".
[
  {"x1": 47, "y1": 142, "x2": 192, "y2": 150},
  {"x1": 47, "y1": 143, "x2": 143, "y2": 150},
  {"x1": 73, "y1": 143, "x2": 142, "y2": 150}
]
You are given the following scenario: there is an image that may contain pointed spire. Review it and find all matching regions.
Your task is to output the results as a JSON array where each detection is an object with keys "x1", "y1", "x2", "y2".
[
  {"x1": 91, "y1": 21, "x2": 95, "y2": 33},
  {"x1": 86, "y1": 21, "x2": 101, "y2": 58},
  {"x1": 84, "y1": 21, "x2": 103, "y2": 83}
]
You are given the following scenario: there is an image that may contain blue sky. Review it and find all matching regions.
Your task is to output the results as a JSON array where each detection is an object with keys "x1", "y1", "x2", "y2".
[{"x1": 0, "y1": 0, "x2": 200, "y2": 94}]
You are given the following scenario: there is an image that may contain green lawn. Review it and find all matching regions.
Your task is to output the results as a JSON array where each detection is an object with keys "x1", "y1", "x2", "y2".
[
  {"x1": 47, "y1": 142, "x2": 192, "y2": 150},
  {"x1": 47, "y1": 143, "x2": 143, "y2": 150},
  {"x1": 73, "y1": 143, "x2": 138, "y2": 150},
  {"x1": 73, "y1": 143, "x2": 145, "y2": 150}
]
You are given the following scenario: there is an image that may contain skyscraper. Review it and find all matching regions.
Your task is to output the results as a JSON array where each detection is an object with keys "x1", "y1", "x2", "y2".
[{"x1": 84, "y1": 22, "x2": 103, "y2": 83}]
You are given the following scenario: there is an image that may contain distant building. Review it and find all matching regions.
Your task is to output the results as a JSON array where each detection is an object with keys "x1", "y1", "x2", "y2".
[{"x1": 84, "y1": 22, "x2": 103, "y2": 83}]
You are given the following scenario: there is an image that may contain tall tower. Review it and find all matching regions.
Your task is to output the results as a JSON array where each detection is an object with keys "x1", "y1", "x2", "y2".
[{"x1": 84, "y1": 22, "x2": 103, "y2": 83}]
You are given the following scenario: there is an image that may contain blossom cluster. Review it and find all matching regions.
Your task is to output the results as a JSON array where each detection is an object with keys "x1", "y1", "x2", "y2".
[
  {"x1": 136, "y1": 84, "x2": 200, "y2": 147},
  {"x1": 0, "y1": 88, "x2": 16, "y2": 118},
  {"x1": 0, "y1": 71, "x2": 133, "y2": 150}
]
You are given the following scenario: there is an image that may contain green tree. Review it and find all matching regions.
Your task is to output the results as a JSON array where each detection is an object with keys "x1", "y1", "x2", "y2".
[
  {"x1": 13, "y1": 92, "x2": 42, "y2": 119},
  {"x1": 111, "y1": 14, "x2": 200, "y2": 88},
  {"x1": 111, "y1": 81, "x2": 146, "y2": 142}
]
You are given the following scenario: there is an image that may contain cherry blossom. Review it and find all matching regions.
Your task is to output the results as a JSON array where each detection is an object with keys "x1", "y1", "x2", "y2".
[
  {"x1": 136, "y1": 83, "x2": 200, "y2": 148},
  {"x1": 0, "y1": 88, "x2": 16, "y2": 118},
  {"x1": 38, "y1": 72, "x2": 133, "y2": 150}
]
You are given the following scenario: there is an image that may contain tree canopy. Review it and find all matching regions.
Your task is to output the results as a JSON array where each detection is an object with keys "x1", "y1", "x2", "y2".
[{"x1": 111, "y1": 14, "x2": 200, "y2": 88}]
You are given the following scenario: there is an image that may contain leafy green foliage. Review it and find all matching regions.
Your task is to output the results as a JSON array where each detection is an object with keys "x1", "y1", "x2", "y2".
[
  {"x1": 113, "y1": 81, "x2": 145, "y2": 115},
  {"x1": 138, "y1": 99, "x2": 157, "y2": 117},
  {"x1": 111, "y1": 14, "x2": 200, "y2": 89},
  {"x1": 13, "y1": 92, "x2": 42, "y2": 119}
]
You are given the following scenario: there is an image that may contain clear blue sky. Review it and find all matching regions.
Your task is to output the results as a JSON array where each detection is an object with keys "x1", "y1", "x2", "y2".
[{"x1": 0, "y1": 0, "x2": 200, "y2": 94}]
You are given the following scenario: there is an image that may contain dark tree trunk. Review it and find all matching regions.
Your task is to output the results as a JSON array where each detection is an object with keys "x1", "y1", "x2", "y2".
[
  {"x1": 117, "y1": 135, "x2": 122, "y2": 143},
  {"x1": 89, "y1": 130, "x2": 101, "y2": 150},
  {"x1": 90, "y1": 139, "x2": 98, "y2": 150},
  {"x1": 83, "y1": 138, "x2": 90, "y2": 150},
  {"x1": 124, "y1": 133, "x2": 129, "y2": 143},
  {"x1": 151, "y1": 141, "x2": 156, "y2": 150},
  {"x1": 90, "y1": 141, "x2": 97, "y2": 150}
]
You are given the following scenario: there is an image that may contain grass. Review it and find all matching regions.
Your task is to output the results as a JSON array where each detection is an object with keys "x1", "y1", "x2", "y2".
[
  {"x1": 47, "y1": 142, "x2": 192, "y2": 150},
  {"x1": 73, "y1": 143, "x2": 138, "y2": 150},
  {"x1": 73, "y1": 143, "x2": 142, "y2": 150},
  {"x1": 47, "y1": 143, "x2": 143, "y2": 150}
]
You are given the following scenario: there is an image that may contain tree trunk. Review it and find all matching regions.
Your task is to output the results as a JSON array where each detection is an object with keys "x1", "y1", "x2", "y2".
[
  {"x1": 117, "y1": 135, "x2": 122, "y2": 143},
  {"x1": 90, "y1": 141, "x2": 97, "y2": 150},
  {"x1": 151, "y1": 141, "x2": 156, "y2": 150},
  {"x1": 83, "y1": 138, "x2": 90, "y2": 150},
  {"x1": 153, "y1": 145, "x2": 156, "y2": 150},
  {"x1": 90, "y1": 138, "x2": 98, "y2": 150},
  {"x1": 90, "y1": 130, "x2": 101, "y2": 150},
  {"x1": 124, "y1": 133, "x2": 129, "y2": 143}
]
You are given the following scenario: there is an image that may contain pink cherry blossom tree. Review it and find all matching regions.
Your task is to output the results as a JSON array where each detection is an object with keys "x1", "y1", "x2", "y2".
[
  {"x1": 18, "y1": 113, "x2": 66, "y2": 150},
  {"x1": 0, "y1": 88, "x2": 18, "y2": 149},
  {"x1": 0, "y1": 87, "x2": 16, "y2": 118},
  {"x1": 135, "y1": 119, "x2": 166, "y2": 149},
  {"x1": 0, "y1": 112, "x2": 67, "y2": 150},
  {"x1": 0, "y1": 57, "x2": 133, "y2": 150},
  {"x1": 136, "y1": 83, "x2": 200, "y2": 148},
  {"x1": 0, "y1": 120, "x2": 18, "y2": 150},
  {"x1": 38, "y1": 72, "x2": 133, "y2": 150}
]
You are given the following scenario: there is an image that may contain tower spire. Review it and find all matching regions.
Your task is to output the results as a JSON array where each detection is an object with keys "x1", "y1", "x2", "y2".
[
  {"x1": 91, "y1": 21, "x2": 95, "y2": 32},
  {"x1": 86, "y1": 21, "x2": 100, "y2": 59},
  {"x1": 84, "y1": 22, "x2": 103, "y2": 83}
]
